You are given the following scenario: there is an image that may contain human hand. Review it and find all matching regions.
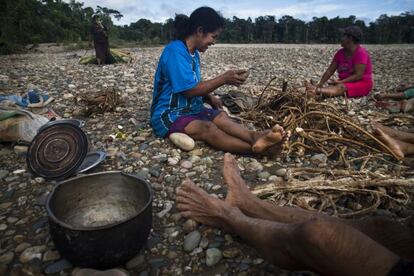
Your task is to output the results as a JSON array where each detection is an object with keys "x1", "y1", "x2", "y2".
[
  {"x1": 223, "y1": 70, "x2": 248, "y2": 86},
  {"x1": 327, "y1": 79, "x2": 336, "y2": 85},
  {"x1": 209, "y1": 95, "x2": 223, "y2": 110}
]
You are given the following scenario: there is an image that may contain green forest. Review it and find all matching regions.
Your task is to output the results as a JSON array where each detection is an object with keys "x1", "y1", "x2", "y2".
[{"x1": 1, "y1": 0, "x2": 413, "y2": 54}]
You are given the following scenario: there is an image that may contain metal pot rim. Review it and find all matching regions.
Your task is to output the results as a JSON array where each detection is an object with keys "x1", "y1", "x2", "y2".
[
  {"x1": 38, "y1": 119, "x2": 86, "y2": 133},
  {"x1": 46, "y1": 171, "x2": 153, "y2": 231}
]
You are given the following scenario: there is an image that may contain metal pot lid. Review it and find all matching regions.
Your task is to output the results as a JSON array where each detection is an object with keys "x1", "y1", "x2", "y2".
[
  {"x1": 38, "y1": 119, "x2": 85, "y2": 133},
  {"x1": 27, "y1": 122, "x2": 88, "y2": 180},
  {"x1": 77, "y1": 151, "x2": 106, "y2": 173}
]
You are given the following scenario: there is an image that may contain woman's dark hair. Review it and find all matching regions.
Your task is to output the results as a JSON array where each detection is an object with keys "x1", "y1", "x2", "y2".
[
  {"x1": 341, "y1": 26, "x2": 363, "y2": 44},
  {"x1": 349, "y1": 35, "x2": 361, "y2": 44},
  {"x1": 174, "y1": 7, "x2": 225, "y2": 40}
]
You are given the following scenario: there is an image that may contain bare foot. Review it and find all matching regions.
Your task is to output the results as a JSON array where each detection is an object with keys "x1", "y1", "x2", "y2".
[
  {"x1": 222, "y1": 153, "x2": 256, "y2": 208},
  {"x1": 304, "y1": 80, "x2": 317, "y2": 97},
  {"x1": 176, "y1": 179, "x2": 232, "y2": 229},
  {"x1": 374, "y1": 100, "x2": 404, "y2": 113},
  {"x1": 371, "y1": 122, "x2": 413, "y2": 142},
  {"x1": 251, "y1": 129, "x2": 270, "y2": 145},
  {"x1": 372, "y1": 122, "x2": 398, "y2": 138},
  {"x1": 373, "y1": 127, "x2": 405, "y2": 159},
  {"x1": 374, "y1": 93, "x2": 386, "y2": 100},
  {"x1": 266, "y1": 130, "x2": 291, "y2": 156},
  {"x1": 252, "y1": 125, "x2": 285, "y2": 153}
]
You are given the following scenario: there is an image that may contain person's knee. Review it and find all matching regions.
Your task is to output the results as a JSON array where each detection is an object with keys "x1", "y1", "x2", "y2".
[
  {"x1": 213, "y1": 111, "x2": 228, "y2": 123},
  {"x1": 187, "y1": 121, "x2": 219, "y2": 140}
]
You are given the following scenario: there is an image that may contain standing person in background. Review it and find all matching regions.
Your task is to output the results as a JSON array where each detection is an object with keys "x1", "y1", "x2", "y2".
[
  {"x1": 306, "y1": 26, "x2": 373, "y2": 98},
  {"x1": 90, "y1": 15, "x2": 109, "y2": 65}
]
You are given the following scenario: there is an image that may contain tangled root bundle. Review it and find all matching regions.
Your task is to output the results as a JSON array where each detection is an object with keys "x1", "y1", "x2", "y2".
[{"x1": 77, "y1": 88, "x2": 120, "y2": 115}]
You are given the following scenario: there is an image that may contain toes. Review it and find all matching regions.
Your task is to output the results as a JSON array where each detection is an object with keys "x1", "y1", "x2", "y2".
[
  {"x1": 179, "y1": 183, "x2": 191, "y2": 193},
  {"x1": 280, "y1": 131, "x2": 291, "y2": 147},
  {"x1": 180, "y1": 211, "x2": 193, "y2": 219},
  {"x1": 224, "y1": 153, "x2": 239, "y2": 169},
  {"x1": 182, "y1": 178, "x2": 194, "y2": 187},
  {"x1": 224, "y1": 152, "x2": 233, "y2": 159},
  {"x1": 177, "y1": 203, "x2": 189, "y2": 211},
  {"x1": 281, "y1": 132, "x2": 291, "y2": 150},
  {"x1": 285, "y1": 130, "x2": 291, "y2": 141},
  {"x1": 176, "y1": 188, "x2": 190, "y2": 197},
  {"x1": 224, "y1": 153, "x2": 235, "y2": 165},
  {"x1": 183, "y1": 180, "x2": 211, "y2": 198},
  {"x1": 177, "y1": 181, "x2": 212, "y2": 207},
  {"x1": 177, "y1": 201, "x2": 197, "y2": 212},
  {"x1": 178, "y1": 184, "x2": 197, "y2": 196},
  {"x1": 176, "y1": 195, "x2": 194, "y2": 205},
  {"x1": 181, "y1": 179, "x2": 200, "y2": 193},
  {"x1": 272, "y1": 124, "x2": 284, "y2": 134}
]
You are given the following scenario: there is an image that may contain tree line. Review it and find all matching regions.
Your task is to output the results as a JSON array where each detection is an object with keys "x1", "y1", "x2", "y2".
[{"x1": 1, "y1": 0, "x2": 413, "y2": 54}]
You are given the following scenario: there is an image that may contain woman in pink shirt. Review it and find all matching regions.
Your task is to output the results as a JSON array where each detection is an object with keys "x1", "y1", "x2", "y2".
[{"x1": 306, "y1": 26, "x2": 373, "y2": 98}]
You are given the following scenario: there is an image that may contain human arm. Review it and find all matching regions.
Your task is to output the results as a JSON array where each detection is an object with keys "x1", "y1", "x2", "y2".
[
  {"x1": 203, "y1": 94, "x2": 223, "y2": 109},
  {"x1": 166, "y1": 48, "x2": 246, "y2": 98},
  {"x1": 184, "y1": 70, "x2": 247, "y2": 98},
  {"x1": 335, "y1": 63, "x2": 365, "y2": 84},
  {"x1": 317, "y1": 61, "x2": 337, "y2": 87}
]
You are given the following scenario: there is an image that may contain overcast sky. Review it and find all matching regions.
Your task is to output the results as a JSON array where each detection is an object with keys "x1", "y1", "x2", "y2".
[{"x1": 80, "y1": 0, "x2": 414, "y2": 25}]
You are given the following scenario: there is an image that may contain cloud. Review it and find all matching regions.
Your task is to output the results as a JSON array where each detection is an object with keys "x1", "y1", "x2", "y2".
[
  {"x1": 224, "y1": 0, "x2": 345, "y2": 21},
  {"x1": 78, "y1": 0, "x2": 413, "y2": 25}
]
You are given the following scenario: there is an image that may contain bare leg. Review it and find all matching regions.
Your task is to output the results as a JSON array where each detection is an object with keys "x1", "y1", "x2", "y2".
[
  {"x1": 305, "y1": 81, "x2": 347, "y2": 97},
  {"x1": 318, "y1": 84, "x2": 347, "y2": 97},
  {"x1": 223, "y1": 153, "x2": 414, "y2": 260},
  {"x1": 372, "y1": 127, "x2": 414, "y2": 159},
  {"x1": 212, "y1": 112, "x2": 260, "y2": 144},
  {"x1": 375, "y1": 100, "x2": 407, "y2": 113},
  {"x1": 185, "y1": 120, "x2": 253, "y2": 153},
  {"x1": 373, "y1": 122, "x2": 414, "y2": 143},
  {"x1": 375, "y1": 92, "x2": 406, "y2": 100},
  {"x1": 185, "y1": 119, "x2": 289, "y2": 155},
  {"x1": 212, "y1": 112, "x2": 290, "y2": 153},
  {"x1": 223, "y1": 153, "x2": 339, "y2": 223},
  {"x1": 176, "y1": 179, "x2": 400, "y2": 276}
]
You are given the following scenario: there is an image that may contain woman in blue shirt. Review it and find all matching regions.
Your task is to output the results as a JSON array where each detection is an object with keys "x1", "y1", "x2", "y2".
[{"x1": 150, "y1": 7, "x2": 289, "y2": 155}]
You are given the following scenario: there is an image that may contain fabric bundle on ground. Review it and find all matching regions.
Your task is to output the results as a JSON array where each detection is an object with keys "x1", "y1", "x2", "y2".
[
  {"x1": 0, "y1": 89, "x2": 54, "y2": 108},
  {"x1": 0, "y1": 89, "x2": 55, "y2": 142},
  {"x1": 0, "y1": 108, "x2": 49, "y2": 142},
  {"x1": 79, "y1": 49, "x2": 132, "y2": 65}
]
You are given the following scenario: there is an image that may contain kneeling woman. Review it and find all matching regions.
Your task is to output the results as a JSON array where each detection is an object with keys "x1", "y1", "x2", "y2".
[
  {"x1": 150, "y1": 7, "x2": 288, "y2": 155},
  {"x1": 306, "y1": 26, "x2": 373, "y2": 98}
]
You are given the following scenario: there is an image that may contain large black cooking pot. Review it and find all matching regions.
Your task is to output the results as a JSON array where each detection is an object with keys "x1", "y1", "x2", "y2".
[{"x1": 46, "y1": 171, "x2": 153, "y2": 269}]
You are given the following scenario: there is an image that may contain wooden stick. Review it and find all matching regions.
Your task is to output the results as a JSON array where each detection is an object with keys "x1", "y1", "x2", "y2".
[
  {"x1": 252, "y1": 178, "x2": 414, "y2": 197},
  {"x1": 298, "y1": 111, "x2": 401, "y2": 160}
]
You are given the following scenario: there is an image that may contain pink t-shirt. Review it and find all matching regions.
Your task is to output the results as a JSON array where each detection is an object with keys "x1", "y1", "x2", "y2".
[{"x1": 333, "y1": 45, "x2": 372, "y2": 81}]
